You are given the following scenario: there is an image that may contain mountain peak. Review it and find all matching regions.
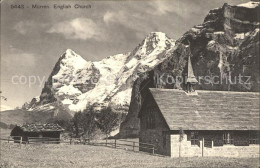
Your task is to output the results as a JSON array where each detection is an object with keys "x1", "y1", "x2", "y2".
[
  {"x1": 63, "y1": 49, "x2": 79, "y2": 58},
  {"x1": 59, "y1": 49, "x2": 87, "y2": 67},
  {"x1": 147, "y1": 31, "x2": 166, "y2": 37},
  {"x1": 132, "y1": 32, "x2": 175, "y2": 56},
  {"x1": 65, "y1": 48, "x2": 74, "y2": 54},
  {"x1": 53, "y1": 49, "x2": 88, "y2": 78},
  {"x1": 144, "y1": 32, "x2": 168, "y2": 42}
]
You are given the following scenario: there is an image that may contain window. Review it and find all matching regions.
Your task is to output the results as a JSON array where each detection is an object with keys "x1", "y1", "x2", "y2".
[
  {"x1": 223, "y1": 132, "x2": 233, "y2": 144},
  {"x1": 146, "y1": 107, "x2": 155, "y2": 129},
  {"x1": 249, "y1": 131, "x2": 259, "y2": 144},
  {"x1": 191, "y1": 131, "x2": 199, "y2": 146}
]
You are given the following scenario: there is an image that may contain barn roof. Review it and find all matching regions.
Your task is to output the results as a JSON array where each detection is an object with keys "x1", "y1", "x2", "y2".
[
  {"x1": 149, "y1": 88, "x2": 260, "y2": 130},
  {"x1": 19, "y1": 123, "x2": 64, "y2": 132}
]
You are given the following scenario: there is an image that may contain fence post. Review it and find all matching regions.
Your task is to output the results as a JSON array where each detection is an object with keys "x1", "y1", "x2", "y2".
[
  {"x1": 8, "y1": 136, "x2": 10, "y2": 143},
  {"x1": 133, "y1": 142, "x2": 135, "y2": 151},
  {"x1": 211, "y1": 140, "x2": 214, "y2": 148},
  {"x1": 70, "y1": 138, "x2": 72, "y2": 145},
  {"x1": 115, "y1": 139, "x2": 116, "y2": 148},
  {"x1": 152, "y1": 146, "x2": 154, "y2": 155},
  {"x1": 20, "y1": 137, "x2": 22, "y2": 148},
  {"x1": 106, "y1": 138, "x2": 107, "y2": 146},
  {"x1": 202, "y1": 137, "x2": 204, "y2": 157}
]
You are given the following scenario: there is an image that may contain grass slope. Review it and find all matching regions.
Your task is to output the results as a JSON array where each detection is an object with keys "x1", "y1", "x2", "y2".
[{"x1": 0, "y1": 142, "x2": 259, "y2": 168}]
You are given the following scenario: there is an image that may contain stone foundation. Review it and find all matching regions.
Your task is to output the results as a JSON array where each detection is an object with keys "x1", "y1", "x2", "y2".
[{"x1": 170, "y1": 134, "x2": 259, "y2": 158}]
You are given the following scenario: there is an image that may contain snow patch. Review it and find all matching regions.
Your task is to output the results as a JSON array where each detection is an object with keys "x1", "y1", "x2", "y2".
[
  {"x1": 227, "y1": 45, "x2": 238, "y2": 50},
  {"x1": 191, "y1": 28, "x2": 200, "y2": 33},
  {"x1": 208, "y1": 40, "x2": 215, "y2": 46},
  {"x1": 218, "y1": 53, "x2": 223, "y2": 70},
  {"x1": 28, "y1": 104, "x2": 55, "y2": 112},
  {"x1": 235, "y1": 33, "x2": 246, "y2": 39},
  {"x1": 57, "y1": 85, "x2": 81, "y2": 95},
  {"x1": 62, "y1": 99, "x2": 73, "y2": 105},
  {"x1": 34, "y1": 96, "x2": 40, "y2": 103},
  {"x1": 214, "y1": 31, "x2": 224, "y2": 35},
  {"x1": 237, "y1": 1, "x2": 259, "y2": 8},
  {"x1": 111, "y1": 88, "x2": 132, "y2": 106},
  {"x1": 110, "y1": 128, "x2": 119, "y2": 136}
]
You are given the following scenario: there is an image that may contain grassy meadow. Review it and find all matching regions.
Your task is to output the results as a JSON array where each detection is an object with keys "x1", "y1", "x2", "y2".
[{"x1": 0, "y1": 141, "x2": 259, "y2": 168}]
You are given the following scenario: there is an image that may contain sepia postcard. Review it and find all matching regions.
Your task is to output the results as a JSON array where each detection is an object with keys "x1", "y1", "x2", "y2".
[{"x1": 0, "y1": 0, "x2": 259, "y2": 167}]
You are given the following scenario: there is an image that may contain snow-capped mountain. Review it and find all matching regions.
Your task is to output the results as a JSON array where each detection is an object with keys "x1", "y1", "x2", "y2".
[
  {"x1": 120, "y1": 1, "x2": 260, "y2": 137},
  {"x1": 25, "y1": 32, "x2": 175, "y2": 117}
]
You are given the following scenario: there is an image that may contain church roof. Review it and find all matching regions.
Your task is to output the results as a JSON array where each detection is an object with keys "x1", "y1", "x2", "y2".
[{"x1": 149, "y1": 88, "x2": 259, "y2": 130}]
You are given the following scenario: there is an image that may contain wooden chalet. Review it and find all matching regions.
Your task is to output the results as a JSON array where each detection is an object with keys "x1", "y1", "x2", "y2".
[{"x1": 11, "y1": 123, "x2": 64, "y2": 143}]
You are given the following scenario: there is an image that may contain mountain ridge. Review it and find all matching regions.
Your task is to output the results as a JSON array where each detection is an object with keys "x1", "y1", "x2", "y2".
[{"x1": 23, "y1": 32, "x2": 176, "y2": 118}]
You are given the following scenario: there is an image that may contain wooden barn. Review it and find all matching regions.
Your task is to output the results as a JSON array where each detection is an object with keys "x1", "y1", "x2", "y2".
[
  {"x1": 139, "y1": 57, "x2": 259, "y2": 157},
  {"x1": 11, "y1": 123, "x2": 64, "y2": 143}
]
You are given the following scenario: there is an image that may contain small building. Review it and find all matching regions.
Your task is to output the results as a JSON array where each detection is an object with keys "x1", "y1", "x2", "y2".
[
  {"x1": 11, "y1": 123, "x2": 64, "y2": 143},
  {"x1": 139, "y1": 56, "x2": 259, "y2": 157}
]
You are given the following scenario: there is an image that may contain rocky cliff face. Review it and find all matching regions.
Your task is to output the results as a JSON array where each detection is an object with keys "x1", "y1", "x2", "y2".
[
  {"x1": 25, "y1": 32, "x2": 176, "y2": 120},
  {"x1": 119, "y1": 1, "x2": 259, "y2": 137}
]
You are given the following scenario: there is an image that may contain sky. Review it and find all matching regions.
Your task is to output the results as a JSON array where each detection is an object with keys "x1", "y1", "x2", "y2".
[{"x1": 1, "y1": 0, "x2": 249, "y2": 108}]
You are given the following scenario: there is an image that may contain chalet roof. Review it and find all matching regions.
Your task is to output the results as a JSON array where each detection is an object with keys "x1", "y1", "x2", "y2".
[
  {"x1": 19, "y1": 123, "x2": 64, "y2": 132},
  {"x1": 149, "y1": 88, "x2": 260, "y2": 130}
]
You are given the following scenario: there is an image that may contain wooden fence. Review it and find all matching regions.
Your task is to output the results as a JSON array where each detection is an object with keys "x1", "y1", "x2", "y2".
[
  {"x1": 28, "y1": 137, "x2": 61, "y2": 144},
  {"x1": 0, "y1": 136, "x2": 23, "y2": 148},
  {"x1": 104, "y1": 139, "x2": 157, "y2": 155},
  {"x1": 0, "y1": 136, "x2": 89, "y2": 145},
  {"x1": 0, "y1": 136, "x2": 156, "y2": 155}
]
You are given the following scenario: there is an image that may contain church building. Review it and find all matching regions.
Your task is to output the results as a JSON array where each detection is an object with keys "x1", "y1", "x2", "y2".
[{"x1": 139, "y1": 56, "x2": 259, "y2": 157}]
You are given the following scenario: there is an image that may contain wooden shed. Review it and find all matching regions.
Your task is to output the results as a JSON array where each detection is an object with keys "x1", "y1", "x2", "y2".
[{"x1": 11, "y1": 123, "x2": 64, "y2": 143}]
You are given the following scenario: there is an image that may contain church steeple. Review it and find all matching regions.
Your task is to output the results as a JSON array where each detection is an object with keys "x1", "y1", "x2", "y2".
[
  {"x1": 186, "y1": 56, "x2": 198, "y2": 92},
  {"x1": 187, "y1": 56, "x2": 198, "y2": 83}
]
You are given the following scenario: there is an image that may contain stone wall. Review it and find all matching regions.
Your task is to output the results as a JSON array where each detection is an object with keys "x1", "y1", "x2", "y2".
[
  {"x1": 170, "y1": 131, "x2": 259, "y2": 158},
  {"x1": 170, "y1": 134, "x2": 202, "y2": 157},
  {"x1": 204, "y1": 145, "x2": 259, "y2": 157}
]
